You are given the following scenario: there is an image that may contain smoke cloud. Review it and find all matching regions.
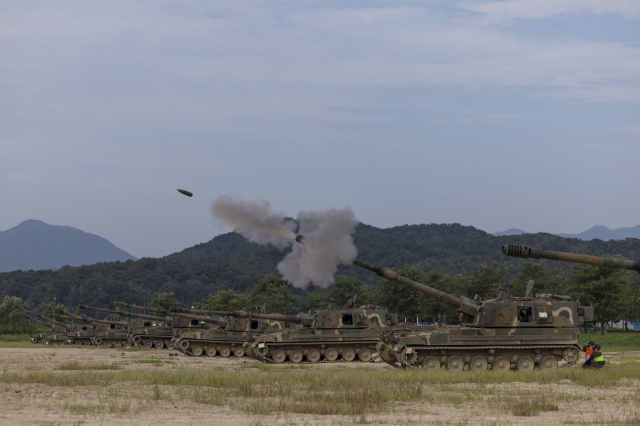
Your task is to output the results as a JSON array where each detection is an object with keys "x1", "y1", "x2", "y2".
[
  {"x1": 211, "y1": 195, "x2": 297, "y2": 250},
  {"x1": 211, "y1": 196, "x2": 358, "y2": 289}
]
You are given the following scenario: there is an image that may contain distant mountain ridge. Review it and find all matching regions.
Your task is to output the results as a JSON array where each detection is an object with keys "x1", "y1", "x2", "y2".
[
  {"x1": 2, "y1": 221, "x2": 640, "y2": 310},
  {"x1": 493, "y1": 225, "x2": 640, "y2": 241},
  {"x1": 0, "y1": 220, "x2": 137, "y2": 272}
]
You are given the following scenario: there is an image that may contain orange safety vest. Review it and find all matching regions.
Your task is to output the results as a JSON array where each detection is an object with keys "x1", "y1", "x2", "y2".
[{"x1": 585, "y1": 347, "x2": 595, "y2": 357}]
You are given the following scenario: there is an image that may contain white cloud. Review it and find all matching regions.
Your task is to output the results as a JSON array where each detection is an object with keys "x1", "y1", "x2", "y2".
[{"x1": 460, "y1": 0, "x2": 640, "y2": 22}]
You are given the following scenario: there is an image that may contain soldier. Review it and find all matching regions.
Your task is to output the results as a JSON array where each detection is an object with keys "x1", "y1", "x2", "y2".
[
  {"x1": 592, "y1": 344, "x2": 605, "y2": 368},
  {"x1": 582, "y1": 340, "x2": 596, "y2": 369},
  {"x1": 342, "y1": 293, "x2": 354, "y2": 308}
]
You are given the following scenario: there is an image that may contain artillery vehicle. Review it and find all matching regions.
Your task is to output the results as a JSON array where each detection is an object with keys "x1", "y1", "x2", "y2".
[
  {"x1": 351, "y1": 243, "x2": 640, "y2": 370},
  {"x1": 17, "y1": 309, "x2": 69, "y2": 345},
  {"x1": 241, "y1": 303, "x2": 397, "y2": 363},
  {"x1": 79, "y1": 305, "x2": 176, "y2": 348},
  {"x1": 13, "y1": 311, "x2": 55, "y2": 345},
  {"x1": 168, "y1": 307, "x2": 295, "y2": 357},
  {"x1": 32, "y1": 299, "x2": 98, "y2": 345}
]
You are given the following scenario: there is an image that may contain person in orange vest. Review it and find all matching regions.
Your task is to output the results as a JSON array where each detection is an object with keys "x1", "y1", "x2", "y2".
[{"x1": 582, "y1": 340, "x2": 596, "y2": 369}]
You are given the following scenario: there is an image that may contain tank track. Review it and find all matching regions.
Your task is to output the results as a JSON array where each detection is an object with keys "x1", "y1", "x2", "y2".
[
  {"x1": 249, "y1": 341, "x2": 380, "y2": 364},
  {"x1": 131, "y1": 335, "x2": 174, "y2": 349},
  {"x1": 388, "y1": 344, "x2": 581, "y2": 370},
  {"x1": 177, "y1": 339, "x2": 247, "y2": 357}
]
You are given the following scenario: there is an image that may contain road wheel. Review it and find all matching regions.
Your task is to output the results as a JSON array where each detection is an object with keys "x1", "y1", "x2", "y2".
[
  {"x1": 289, "y1": 350, "x2": 303, "y2": 363},
  {"x1": 342, "y1": 348, "x2": 356, "y2": 362},
  {"x1": 516, "y1": 356, "x2": 535, "y2": 371},
  {"x1": 154, "y1": 340, "x2": 164, "y2": 349},
  {"x1": 422, "y1": 356, "x2": 441, "y2": 370},
  {"x1": 357, "y1": 349, "x2": 372, "y2": 362},
  {"x1": 563, "y1": 348, "x2": 579, "y2": 363},
  {"x1": 324, "y1": 348, "x2": 338, "y2": 361},
  {"x1": 45, "y1": 340, "x2": 51, "y2": 345},
  {"x1": 94, "y1": 338, "x2": 103, "y2": 346},
  {"x1": 83, "y1": 340, "x2": 90, "y2": 345},
  {"x1": 491, "y1": 357, "x2": 511, "y2": 371},
  {"x1": 133, "y1": 335, "x2": 142, "y2": 345},
  {"x1": 233, "y1": 347, "x2": 245, "y2": 357},
  {"x1": 165, "y1": 341, "x2": 174, "y2": 350},
  {"x1": 469, "y1": 356, "x2": 488, "y2": 371},
  {"x1": 205, "y1": 347, "x2": 217, "y2": 357},
  {"x1": 179, "y1": 340, "x2": 190, "y2": 350},
  {"x1": 272, "y1": 350, "x2": 286, "y2": 363},
  {"x1": 538, "y1": 356, "x2": 558, "y2": 370},
  {"x1": 74, "y1": 340, "x2": 82, "y2": 345},
  {"x1": 143, "y1": 340, "x2": 153, "y2": 348},
  {"x1": 219, "y1": 347, "x2": 231, "y2": 357},
  {"x1": 307, "y1": 349, "x2": 321, "y2": 363},
  {"x1": 192, "y1": 346, "x2": 203, "y2": 356},
  {"x1": 446, "y1": 356, "x2": 464, "y2": 371}
]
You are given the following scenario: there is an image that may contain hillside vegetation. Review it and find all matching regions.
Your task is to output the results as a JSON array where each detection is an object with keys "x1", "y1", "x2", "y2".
[{"x1": 2, "y1": 222, "x2": 640, "y2": 311}]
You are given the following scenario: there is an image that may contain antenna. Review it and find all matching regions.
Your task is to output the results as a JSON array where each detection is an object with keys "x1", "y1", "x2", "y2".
[{"x1": 525, "y1": 280, "x2": 535, "y2": 297}]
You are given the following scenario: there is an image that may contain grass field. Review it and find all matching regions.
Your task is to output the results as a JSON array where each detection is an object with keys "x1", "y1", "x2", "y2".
[
  {"x1": 579, "y1": 331, "x2": 640, "y2": 352},
  {"x1": 1, "y1": 358, "x2": 640, "y2": 419}
]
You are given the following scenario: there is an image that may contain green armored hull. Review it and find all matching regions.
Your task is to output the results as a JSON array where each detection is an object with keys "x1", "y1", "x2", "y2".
[
  {"x1": 354, "y1": 245, "x2": 610, "y2": 370},
  {"x1": 171, "y1": 312, "x2": 285, "y2": 357},
  {"x1": 244, "y1": 305, "x2": 396, "y2": 364}
]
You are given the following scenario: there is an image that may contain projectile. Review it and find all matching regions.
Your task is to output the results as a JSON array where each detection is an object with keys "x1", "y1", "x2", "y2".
[
  {"x1": 177, "y1": 189, "x2": 193, "y2": 197},
  {"x1": 295, "y1": 234, "x2": 304, "y2": 243}
]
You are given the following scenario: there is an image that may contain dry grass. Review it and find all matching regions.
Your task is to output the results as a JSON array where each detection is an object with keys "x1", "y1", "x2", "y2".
[
  {"x1": 3, "y1": 359, "x2": 640, "y2": 419},
  {"x1": 57, "y1": 361, "x2": 122, "y2": 371}
]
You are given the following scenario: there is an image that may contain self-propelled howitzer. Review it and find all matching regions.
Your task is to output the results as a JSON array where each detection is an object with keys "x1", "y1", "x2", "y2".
[
  {"x1": 229, "y1": 302, "x2": 398, "y2": 364},
  {"x1": 79, "y1": 305, "x2": 177, "y2": 349},
  {"x1": 354, "y1": 256, "x2": 593, "y2": 370},
  {"x1": 166, "y1": 307, "x2": 294, "y2": 357}
]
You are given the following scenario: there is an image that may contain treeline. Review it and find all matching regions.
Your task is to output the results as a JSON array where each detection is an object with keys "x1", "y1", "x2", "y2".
[
  {"x1": 3, "y1": 222, "x2": 640, "y2": 309},
  {"x1": 6, "y1": 259, "x2": 637, "y2": 335}
]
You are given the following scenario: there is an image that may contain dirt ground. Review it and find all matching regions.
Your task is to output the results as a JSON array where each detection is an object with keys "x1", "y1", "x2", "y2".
[{"x1": 1, "y1": 346, "x2": 639, "y2": 425}]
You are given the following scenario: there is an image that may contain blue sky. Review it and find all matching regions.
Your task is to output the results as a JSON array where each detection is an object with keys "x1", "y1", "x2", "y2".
[{"x1": 1, "y1": 1, "x2": 639, "y2": 257}]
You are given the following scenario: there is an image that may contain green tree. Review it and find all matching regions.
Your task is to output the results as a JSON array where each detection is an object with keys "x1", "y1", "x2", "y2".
[
  {"x1": 512, "y1": 261, "x2": 567, "y2": 296},
  {"x1": 201, "y1": 290, "x2": 249, "y2": 311},
  {"x1": 372, "y1": 265, "x2": 429, "y2": 322},
  {"x1": 566, "y1": 264, "x2": 630, "y2": 334},
  {"x1": 150, "y1": 292, "x2": 182, "y2": 311},
  {"x1": 0, "y1": 296, "x2": 32, "y2": 334},
  {"x1": 248, "y1": 273, "x2": 295, "y2": 315}
]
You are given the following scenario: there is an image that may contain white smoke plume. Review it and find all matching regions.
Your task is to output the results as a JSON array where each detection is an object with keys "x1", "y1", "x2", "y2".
[
  {"x1": 211, "y1": 195, "x2": 297, "y2": 250},
  {"x1": 211, "y1": 196, "x2": 358, "y2": 289}
]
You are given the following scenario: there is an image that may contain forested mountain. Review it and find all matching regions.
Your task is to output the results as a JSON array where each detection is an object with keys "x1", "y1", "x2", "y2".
[
  {"x1": 2, "y1": 222, "x2": 640, "y2": 311},
  {"x1": 0, "y1": 220, "x2": 136, "y2": 272}
]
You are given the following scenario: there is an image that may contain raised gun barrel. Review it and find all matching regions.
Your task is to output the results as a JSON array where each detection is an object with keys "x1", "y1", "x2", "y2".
[
  {"x1": 79, "y1": 305, "x2": 167, "y2": 322},
  {"x1": 32, "y1": 299, "x2": 84, "y2": 319},
  {"x1": 169, "y1": 307, "x2": 312, "y2": 325},
  {"x1": 19, "y1": 308, "x2": 68, "y2": 328},
  {"x1": 113, "y1": 302, "x2": 171, "y2": 315},
  {"x1": 502, "y1": 244, "x2": 640, "y2": 272},
  {"x1": 13, "y1": 311, "x2": 58, "y2": 329}
]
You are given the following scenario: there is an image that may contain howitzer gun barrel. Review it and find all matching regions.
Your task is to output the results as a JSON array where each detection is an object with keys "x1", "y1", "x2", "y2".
[
  {"x1": 79, "y1": 305, "x2": 166, "y2": 322},
  {"x1": 20, "y1": 308, "x2": 67, "y2": 328},
  {"x1": 113, "y1": 302, "x2": 170, "y2": 315},
  {"x1": 13, "y1": 311, "x2": 55, "y2": 329},
  {"x1": 502, "y1": 244, "x2": 640, "y2": 272},
  {"x1": 32, "y1": 299, "x2": 84, "y2": 319},
  {"x1": 353, "y1": 259, "x2": 464, "y2": 308},
  {"x1": 169, "y1": 307, "x2": 305, "y2": 323}
]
